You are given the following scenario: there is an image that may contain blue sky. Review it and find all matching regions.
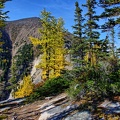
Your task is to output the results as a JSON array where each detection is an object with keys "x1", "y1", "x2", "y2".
[
  {"x1": 4, "y1": 0, "x2": 87, "y2": 33},
  {"x1": 4, "y1": 0, "x2": 105, "y2": 33},
  {"x1": 4, "y1": 0, "x2": 120, "y2": 47}
]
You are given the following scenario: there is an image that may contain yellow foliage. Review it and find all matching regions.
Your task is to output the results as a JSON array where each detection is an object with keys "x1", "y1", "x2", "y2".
[
  {"x1": 15, "y1": 75, "x2": 33, "y2": 98},
  {"x1": 29, "y1": 37, "x2": 41, "y2": 46},
  {"x1": 2, "y1": 59, "x2": 7, "y2": 63},
  {"x1": 0, "y1": 41, "x2": 4, "y2": 46},
  {"x1": 0, "y1": 48, "x2": 2, "y2": 52},
  {"x1": 29, "y1": 10, "x2": 69, "y2": 80},
  {"x1": 84, "y1": 44, "x2": 101, "y2": 66}
]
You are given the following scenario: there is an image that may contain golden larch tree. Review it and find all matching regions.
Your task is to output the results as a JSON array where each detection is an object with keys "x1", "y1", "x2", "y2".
[
  {"x1": 15, "y1": 75, "x2": 33, "y2": 98},
  {"x1": 30, "y1": 9, "x2": 68, "y2": 80}
]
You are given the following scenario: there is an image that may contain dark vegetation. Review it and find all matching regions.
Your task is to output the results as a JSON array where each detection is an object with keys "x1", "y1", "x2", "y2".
[
  {"x1": 0, "y1": 0, "x2": 12, "y2": 101},
  {"x1": 0, "y1": 31, "x2": 11, "y2": 82},
  {"x1": 0, "y1": 31, "x2": 12, "y2": 100},
  {"x1": 27, "y1": 76, "x2": 70, "y2": 102},
  {"x1": 9, "y1": 44, "x2": 33, "y2": 90}
]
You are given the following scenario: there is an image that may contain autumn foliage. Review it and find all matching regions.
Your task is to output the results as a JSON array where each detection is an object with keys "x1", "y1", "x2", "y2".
[
  {"x1": 15, "y1": 75, "x2": 33, "y2": 98},
  {"x1": 30, "y1": 9, "x2": 68, "y2": 80}
]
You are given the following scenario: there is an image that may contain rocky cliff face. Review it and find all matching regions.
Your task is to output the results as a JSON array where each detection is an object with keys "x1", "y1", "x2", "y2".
[
  {"x1": 5, "y1": 17, "x2": 41, "y2": 57},
  {"x1": 0, "y1": 17, "x2": 72, "y2": 101}
]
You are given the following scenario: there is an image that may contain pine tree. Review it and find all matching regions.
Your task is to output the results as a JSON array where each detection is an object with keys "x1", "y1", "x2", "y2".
[
  {"x1": 83, "y1": 0, "x2": 100, "y2": 66},
  {"x1": 0, "y1": 0, "x2": 10, "y2": 59},
  {"x1": 0, "y1": 0, "x2": 10, "y2": 47},
  {"x1": 99, "y1": 0, "x2": 120, "y2": 95},
  {"x1": 72, "y1": 1, "x2": 85, "y2": 67},
  {"x1": 99, "y1": 0, "x2": 120, "y2": 36},
  {"x1": 0, "y1": 0, "x2": 10, "y2": 34},
  {"x1": 99, "y1": 0, "x2": 120, "y2": 58},
  {"x1": 0, "y1": 0, "x2": 10, "y2": 91},
  {"x1": 30, "y1": 9, "x2": 68, "y2": 80}
]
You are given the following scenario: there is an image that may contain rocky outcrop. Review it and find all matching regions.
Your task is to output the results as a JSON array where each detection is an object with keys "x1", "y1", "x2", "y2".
[
  {"x1": 1, "y1": 93, "x2": 120, "y2": 120},
  {"x1": 0, "y1": 93, "x2": 92, "y2": 120},
  {"x1": 30, "y1": 55, "x2": 42, "y2": 84}
]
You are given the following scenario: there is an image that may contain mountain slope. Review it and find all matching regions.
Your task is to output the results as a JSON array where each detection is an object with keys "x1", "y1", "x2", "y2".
[
  {"x1": 0, "y1": 17, "x2": 72, "y2": 101},
  {"x1": 5, "y1": 17, "x2": 41, "y2": 57}
]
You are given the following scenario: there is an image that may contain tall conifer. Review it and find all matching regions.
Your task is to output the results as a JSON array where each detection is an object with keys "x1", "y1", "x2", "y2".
[
  {"x1": 83, "y1": 0, "x2": 100, "y2": 66},
  {"x1": 0, "y1": 0, "x2": 10, "y2": 44},
  {"x1": 72, "y1": 1, "x2": 85, "y2": 67},
  {"x1": 100, "y1": 0, "x2": 120, "y2": 57}
]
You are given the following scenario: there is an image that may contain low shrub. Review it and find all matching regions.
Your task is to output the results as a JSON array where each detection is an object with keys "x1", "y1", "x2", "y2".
[{"x1": 27, "y1": 76, "x2": 70, "y2": 102}]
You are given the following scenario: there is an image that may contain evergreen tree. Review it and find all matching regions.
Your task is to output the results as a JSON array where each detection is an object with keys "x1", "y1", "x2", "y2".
[
  {"x1": 0, "y1": 0, "x2": 10, "y2": 80},
  {"x1": 72, "y1": 1, "x2": 85, "y2": 67},
  {"x1": 0, "y1": 0, "x2": 11, "y2": 100},
  {"x1": 99, "y1": 0, "x2": 120, "y2": 16},
  {"x1": 83, "y1": 0, "x2": 100, "y2": 66},
  {"x1": 99, "y1": 0, "x2": 120, "y2": 36},
  {"x1": 0, "y1": 0, "x2": 10, "y2": 35},
  {"x1": 68, "y1": 0, "x2": 120, "y2": 102},
  {"x1": 0, "y1": 0, "x2": 10, "y2": 55},
  {"x1": 0, "y1": 0, "x2": 10, "y2": 49},
  {"x1": 99, "y1": 0, "x2": 120, "y2": 57},
  {"x1": 30, "y1": 9, "x2": 68, "y2": 80}
]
